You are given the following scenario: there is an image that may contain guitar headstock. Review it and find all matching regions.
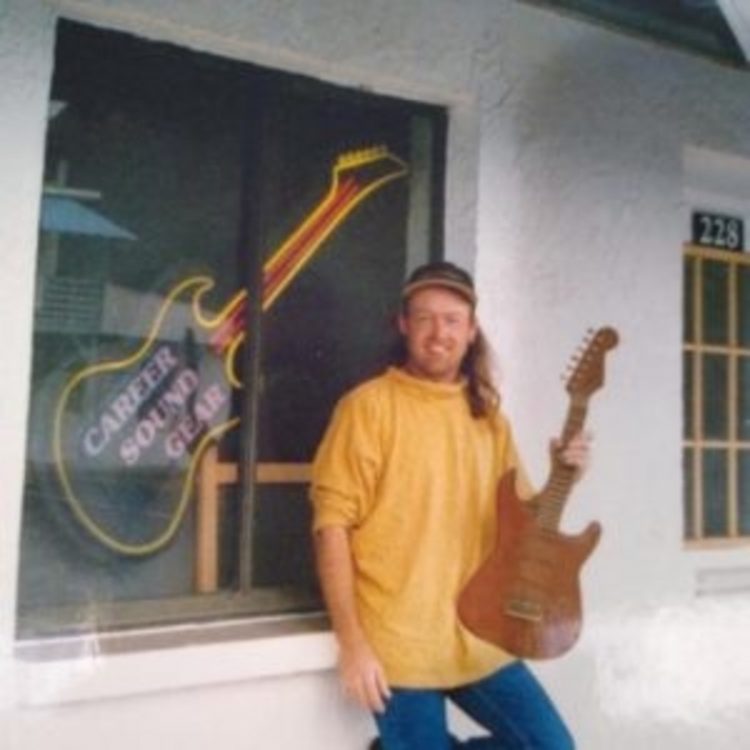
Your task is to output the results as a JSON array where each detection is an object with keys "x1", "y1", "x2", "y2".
[
  {"x1": 333, "y1": 145, "x2": 408, "y2": 191},
  {"x1": 335, "y1": 145, "x2": 403, "y2": 171},
  {"x1": 566, "y1": 327, "x2": 619, "y2": 398}
]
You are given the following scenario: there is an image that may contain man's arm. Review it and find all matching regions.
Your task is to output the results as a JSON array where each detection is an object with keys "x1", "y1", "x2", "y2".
[{"x1": 314, "y1": 525, "x2": 391, "y2": 714}]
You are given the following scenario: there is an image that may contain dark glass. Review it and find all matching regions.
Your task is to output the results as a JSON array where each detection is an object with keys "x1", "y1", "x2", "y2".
[
  {"x1": 739, "y1": 356, "x2": 750, "y2": 441},
  {"x1": 253, "y1": 81, "x2": 429, "y2": 462},
  {"x1": 683, "y1": 448, "x2": 695, "y2": 539},
  {"x1": 252, "y1": 484, "x2": 318, "y2": 588},
  {"x1": 683, "y1": 351, "x2": 694, "y2": 439},
  {"x1": 739, "y1": 265, "x2": 750, "y2": 348},
  {"x1": 702, "y1": 449, "x2": 729, "y2": 537},
  {"x1": 684, "y1": 256, "x2": 695, "y2": 343},
  {"x1": 739, "y1": 450, "x2": 750, "y2": 536},
  {"x1": 701, "y1": 260, "x2": 728, "y2": 345},
  {"x1": 702, "y1": 355, "x2": 728, "y2": 439}
]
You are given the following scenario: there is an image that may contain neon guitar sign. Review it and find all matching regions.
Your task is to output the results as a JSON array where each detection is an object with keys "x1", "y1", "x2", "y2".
[{"x1": 53, "y1": 146, "x2": 408, "y2": 556}]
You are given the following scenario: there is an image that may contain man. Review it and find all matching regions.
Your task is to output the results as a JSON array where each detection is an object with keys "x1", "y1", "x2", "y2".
[{"x1": 310, "y1": 261, "x2": 589, "y2": 749}]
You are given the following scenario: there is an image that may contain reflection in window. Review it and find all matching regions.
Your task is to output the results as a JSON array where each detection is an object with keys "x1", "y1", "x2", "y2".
[{"x1": 683, "y1": 351, "x2": 693, "y2": 440}]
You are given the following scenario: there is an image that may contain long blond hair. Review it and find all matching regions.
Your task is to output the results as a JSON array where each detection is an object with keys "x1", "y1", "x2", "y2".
[{"x1": 460, "y1": 327, "x2": 501, "y2": 418}]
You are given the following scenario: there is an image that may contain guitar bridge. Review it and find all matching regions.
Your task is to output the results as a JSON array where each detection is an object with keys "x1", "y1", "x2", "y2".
[{"x1": 504, "y1": 598, "x2": 544, "y2": 623}]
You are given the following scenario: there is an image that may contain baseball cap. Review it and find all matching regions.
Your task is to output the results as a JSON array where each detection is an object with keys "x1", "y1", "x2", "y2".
[{"x1": 401, "y1": 261, "x2": 477, "y2": 306}]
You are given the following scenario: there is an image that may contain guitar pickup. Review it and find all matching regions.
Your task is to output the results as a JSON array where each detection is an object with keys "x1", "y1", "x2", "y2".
[{"x1": 504, "y1": 598, "x2": 544, "y2": 623}]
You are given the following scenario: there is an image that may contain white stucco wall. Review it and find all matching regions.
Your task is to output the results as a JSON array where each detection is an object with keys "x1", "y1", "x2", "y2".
[
  {"x1": 0, "y1": 0, "x2": 56, "y2": 667},
  {"x1": 2, "y1": 1, "x2": 750, "y2": 749},
  {"x1": 474, "y1": 6, "x2": 750, "y2": 749}
]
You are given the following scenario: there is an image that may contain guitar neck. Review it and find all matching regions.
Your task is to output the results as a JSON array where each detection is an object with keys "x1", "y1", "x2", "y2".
[
  {"x1": 210, "y1": 147, "x2": 406, "y2": 355},
  {"x1": 529, "y1": 325, "x2": 617, "y2": 532},
  {"x1": 535, "y1": 394, "x2": 589, "y2": 531}
]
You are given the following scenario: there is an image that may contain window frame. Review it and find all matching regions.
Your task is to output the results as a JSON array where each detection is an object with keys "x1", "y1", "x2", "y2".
[
  {"x1": 683, "y1": 241, "x2": 750, "y2": 548},
  {"x1": 16, "y1": 19, "x2": 448, "y2": 640}
]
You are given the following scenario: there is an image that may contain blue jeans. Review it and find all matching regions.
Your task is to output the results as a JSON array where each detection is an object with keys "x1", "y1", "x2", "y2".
[{"x1": 373, "y1": 662, "x2": 574, "y2": 749}]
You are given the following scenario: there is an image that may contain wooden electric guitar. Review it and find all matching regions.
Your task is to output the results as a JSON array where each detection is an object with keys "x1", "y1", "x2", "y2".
[{"x1": 457, "y1": 327, "x2": 618, "y2": 660}]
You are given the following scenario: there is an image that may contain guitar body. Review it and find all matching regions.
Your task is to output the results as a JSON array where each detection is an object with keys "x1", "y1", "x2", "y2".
[
  {"x1": 52, "y1": 276, "x2": 239, "y2": 556},
  {"x1": 458, "y1": 470, "x2": 601, "y2": 660},
  {"x1": 458, "y1": 326, "x2": 616, "y2": 659}
]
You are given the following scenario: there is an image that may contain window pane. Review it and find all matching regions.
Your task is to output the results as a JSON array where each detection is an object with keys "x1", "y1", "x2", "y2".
[
  {"x1": 702, "y1": 355, "x2": 728, "y2": 439},
  {"x1": 739, "y1": 356, "x2": 750, "y2": 441},
  {"x1": 701, "y1": 260, "x2": 729, "y2": 345},
  {"x1": 683, "y1": 351, "x2": 694, "y2": 439},
  {"x1": 252, "y1": 485, "x2": 317, "y2": 588},
  {"x1": 684, "y1": 256, "x2": 695, "y2": 343},
  {"x1": 739, "y1": 450, "x2": 750, "y2": 536},
  {"x1": 683, "y1": 448, "x2": 695, "y2": 539},
  {"x1": 254, "y1": 83, "x2": 422, "y2": 462},
  {"x1": 249, "y1": 85, "x2": 441, "y2": 594},
  {"x1": 702, "y1": 449, "x2": 729, "y2": 537},
  {"x1": 738, "y1": 265, "x2": 750, "y2": 348},
  {"x1": 19, "y1": 22, "x2": 247, "y2": 630}
]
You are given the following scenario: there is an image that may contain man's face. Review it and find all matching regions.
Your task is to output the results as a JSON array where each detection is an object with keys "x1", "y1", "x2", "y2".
[{"x1": 398, "y1": 286, "x2": 477, "y2": 383}]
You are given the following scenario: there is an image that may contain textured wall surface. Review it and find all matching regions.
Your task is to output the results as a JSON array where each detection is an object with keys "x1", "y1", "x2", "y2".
[
  {"x1": 475, "y1": 6, "x2": 750, "y2": 749},
  {"x1": 2, "y1": 1, "x2": 750, "y2": 748},
  {"x1": 0, "y1": 0, "x2": 55, "y2": 653}
]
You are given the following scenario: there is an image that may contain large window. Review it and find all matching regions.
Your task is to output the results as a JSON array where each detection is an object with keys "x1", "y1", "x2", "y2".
[
  {"x1": 683, "y1": 243, "x2": 750, "y2": 544},
  {"x1": 17, "y1": 20, "x2": 445, "y2": 637}
]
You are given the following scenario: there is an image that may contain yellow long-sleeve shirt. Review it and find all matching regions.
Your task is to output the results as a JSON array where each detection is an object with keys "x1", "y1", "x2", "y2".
[{"x1": 310, "y1": 367, "x2": 532, "y2": 688}]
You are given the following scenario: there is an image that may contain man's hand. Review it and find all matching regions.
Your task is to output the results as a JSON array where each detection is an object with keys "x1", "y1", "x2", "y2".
[
  {"x1": 338, "y1": 636, "x2": 391, "y2": 714},
  {"x1": 551, "y1": 430, "x2": 592, "y2": 481}
]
